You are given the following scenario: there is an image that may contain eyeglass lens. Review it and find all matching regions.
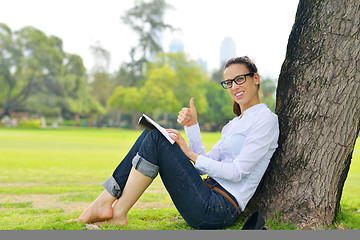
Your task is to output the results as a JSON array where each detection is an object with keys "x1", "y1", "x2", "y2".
[{"x1": 224, "y1": 76, "x2": 246, "y2": 88}]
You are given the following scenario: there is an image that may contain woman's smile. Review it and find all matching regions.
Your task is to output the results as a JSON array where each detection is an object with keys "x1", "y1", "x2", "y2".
[{"x1": 234, "y1": 91, "x2": 245, "y2": 99}]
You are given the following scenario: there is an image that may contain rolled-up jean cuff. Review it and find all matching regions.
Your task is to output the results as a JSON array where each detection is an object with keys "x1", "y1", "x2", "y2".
[
  {"x1": 132, "y1": 153, "x2": 159, "y2": 179},
  {"x1": 102, "y1": 176, "x2": 122, "y2": 199}
]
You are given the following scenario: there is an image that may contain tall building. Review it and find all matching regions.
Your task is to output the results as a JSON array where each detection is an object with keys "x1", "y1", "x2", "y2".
[
  {"x1": 169, "y1": 39, "x2": 184, "y2": 53},
  {"x1": 219, "y1": 37, "x2": 237, "y2": 68},
  {"x1": 196, "y1": 58, "x2": 208, "y2": 73}
]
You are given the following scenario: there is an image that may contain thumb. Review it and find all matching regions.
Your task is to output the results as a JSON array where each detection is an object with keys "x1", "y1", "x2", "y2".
[{"x1": 189, "y1": 97, "x2": 196, "y2": 111}]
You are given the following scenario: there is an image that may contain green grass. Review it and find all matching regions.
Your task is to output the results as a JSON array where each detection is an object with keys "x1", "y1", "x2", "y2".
[
  {"x1": 0, "y1": 202, "x2": 32, "y2": 208},
  {"x1": 332, "y1": 139, "x2": 360, "y2": 229},
  {"x1": 0, "y1": 127, "x2": 359, "y2": 230}
]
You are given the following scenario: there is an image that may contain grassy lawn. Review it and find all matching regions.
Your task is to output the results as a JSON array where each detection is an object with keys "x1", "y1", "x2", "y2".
[{"x1": 0, "y1": 127, "x2": 359, "y2": 230}]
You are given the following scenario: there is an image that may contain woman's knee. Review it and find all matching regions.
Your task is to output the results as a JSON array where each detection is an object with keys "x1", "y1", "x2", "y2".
[
  {"x1": 147, "y1": 129, "x2": 163, "y2": 141},
  {"x1": 144, "y1": 129, "x2": 171, "y2": 151},
  {"x1": 132, "y1": 153, "x2": 159, "y2": 179}
]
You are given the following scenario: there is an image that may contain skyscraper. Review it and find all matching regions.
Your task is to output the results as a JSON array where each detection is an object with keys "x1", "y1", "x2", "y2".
[
  {"x1": 169, "y1": 39, "x2": 184, "y2": 53},
  {"x1": 196, "y1": 58, "x2": 208, "y2": 73},
  {"x1": 220, "y1": 37, "x2": 237, "y2": 68}
]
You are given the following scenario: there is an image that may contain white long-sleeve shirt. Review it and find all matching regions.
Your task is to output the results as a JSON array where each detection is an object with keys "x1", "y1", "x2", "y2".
[{"x1": 185, "y1": 103, "x2": 279, "y2": 211}]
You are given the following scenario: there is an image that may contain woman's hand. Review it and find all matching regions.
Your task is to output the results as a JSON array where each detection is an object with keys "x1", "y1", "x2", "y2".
[
  {"x1": 177, "y1": 97, "x2": 198, "y2": 127},
  {"x1": 167, "y1": 129, "x2": 198, "y2": 163}
]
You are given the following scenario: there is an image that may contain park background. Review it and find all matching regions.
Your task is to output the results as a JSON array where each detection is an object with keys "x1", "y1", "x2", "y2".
[{"x1": 0, "y1": 0, "x2": 359, "y2": 230}]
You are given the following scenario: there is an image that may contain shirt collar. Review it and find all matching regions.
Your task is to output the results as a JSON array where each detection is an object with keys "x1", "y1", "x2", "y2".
[{"x1": 238, "y1": 103, "x2": 267, "y2": 119}]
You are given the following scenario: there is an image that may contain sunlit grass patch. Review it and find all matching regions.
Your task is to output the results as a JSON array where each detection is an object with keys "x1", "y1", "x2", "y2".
[
  {"x1": 0, "y1": 202, "x2": 32, "y2": 208},
  {"x1": 0, "y1": 184, "x2": 103, "y2": 195},
  {"x1": 0, "y1": 208, "x2": 70, "y2": 230},
  {"x1": 58, "y1": 192, "x2": 101, "y2": 203},
  {"x1": 138, "y1": 191, "x2": 172, "y2": 203}
]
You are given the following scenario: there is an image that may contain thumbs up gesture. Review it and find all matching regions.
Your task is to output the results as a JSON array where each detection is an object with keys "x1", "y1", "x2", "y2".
[{"x1": 177, "y1": 97, "x2": 198, "y2": 127}]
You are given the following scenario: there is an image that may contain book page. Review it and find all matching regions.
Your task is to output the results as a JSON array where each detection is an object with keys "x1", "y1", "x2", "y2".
[{"x1": 141, "y1": 114, "x2": 175, "y2": 144}]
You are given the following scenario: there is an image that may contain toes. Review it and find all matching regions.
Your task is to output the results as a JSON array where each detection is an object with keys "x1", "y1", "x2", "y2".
[
  {"x1": 65, "y1": 219, "x2": 78, "y2": 223},
  {"x1": 93, "y1": 221, "x2": 106, "y2": 226},
  {"x1": 85, "y1": 224, "x2": 102, "y2": 230}
]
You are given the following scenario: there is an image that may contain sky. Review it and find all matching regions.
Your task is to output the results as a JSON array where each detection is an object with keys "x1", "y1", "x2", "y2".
[{"x1": 0, "y1": 0, "x2": 300, "y2": 79}]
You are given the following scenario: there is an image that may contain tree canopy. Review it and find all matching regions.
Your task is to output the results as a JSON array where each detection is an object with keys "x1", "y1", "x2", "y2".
[
  {"x1": 121, "y1": 0, "x2": 176, "y2": 86},
  {"x1": 0, "y1": 23, "x2": 104, "y2": 119}
]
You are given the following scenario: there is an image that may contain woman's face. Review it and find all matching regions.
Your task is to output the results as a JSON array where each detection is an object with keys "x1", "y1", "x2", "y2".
[{"x1": 223, "y1": 63, "x2": 260, "y2": 112}]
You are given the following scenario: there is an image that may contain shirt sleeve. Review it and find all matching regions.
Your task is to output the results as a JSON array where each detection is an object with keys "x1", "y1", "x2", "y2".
[
  {"x1": 184, "y1": 123, "x2": 206, "y2": 155},
  {"x1": 185, "y1": 123, "x2": 223, "y2": 175},
  {"x1": 185, "y1": 123, "x2": 224, "y2": 161},
  {"x1": 194, "y1": 112, "x2": 279, "y2": 182}
]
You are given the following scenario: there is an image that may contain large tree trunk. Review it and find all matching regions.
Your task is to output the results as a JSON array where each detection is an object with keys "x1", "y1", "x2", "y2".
[
  {"x1": 246, "y1": 0, "x2": 360, "y2": 228},
  {"x1": 0, "y1": 108, "x2": 10, "y2": 120}
]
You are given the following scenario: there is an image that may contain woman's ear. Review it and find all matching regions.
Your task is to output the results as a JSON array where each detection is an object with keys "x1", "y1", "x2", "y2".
[{"x1": 254, "y1": 73, "x2": 260, "y2": 85}]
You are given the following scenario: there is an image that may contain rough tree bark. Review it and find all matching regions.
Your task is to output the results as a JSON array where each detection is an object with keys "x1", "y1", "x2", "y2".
[{"x1": 246, "y1": 0, "x2": 360, "y2": 228}]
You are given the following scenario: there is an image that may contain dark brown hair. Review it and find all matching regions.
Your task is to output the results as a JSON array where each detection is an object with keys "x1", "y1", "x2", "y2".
[{"x1": 223, "y1": 56, "x2": 259, "y2": 117}]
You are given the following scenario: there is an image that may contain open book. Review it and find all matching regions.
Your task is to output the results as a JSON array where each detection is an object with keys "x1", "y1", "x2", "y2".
[{"x1": 138, "y1": 114, "x2": 175, "y2": 145}]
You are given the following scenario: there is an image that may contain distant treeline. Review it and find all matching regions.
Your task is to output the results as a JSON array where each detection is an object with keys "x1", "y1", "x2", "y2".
[{"x1": 0, "y1": 22, "x2": 276, "y2": 131}]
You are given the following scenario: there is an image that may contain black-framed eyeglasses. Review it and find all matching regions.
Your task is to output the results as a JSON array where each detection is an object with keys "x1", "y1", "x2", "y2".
[{"x1": 220, "y1": 72, "x2": 255, "y2": 89}]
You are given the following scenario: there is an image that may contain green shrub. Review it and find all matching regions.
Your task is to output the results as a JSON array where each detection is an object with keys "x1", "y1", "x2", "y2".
[
  {"x1": 17, "y1": 119, "x2": 41, "y2": 128},
  {"x1": 60, "y1": 120, "x2": 75, "y2": 126}
]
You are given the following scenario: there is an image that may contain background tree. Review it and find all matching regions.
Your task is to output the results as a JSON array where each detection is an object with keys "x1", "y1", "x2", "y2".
[
  {"x1": 107, "y1": 85, "x2": 127, "y2": 127},
  {"x1": 0, "y1": 24, "x2": 103, "y2": 121},
  {"x1": 89, "y1": 72, "x2": 112, "y2": 107},
  {"x1": 108, "y1": 52, "x2": 208, "y2": 129},
  {"x1": 141, "y1": 63, "x2": 181, "y2": 119},
  {"x1": 121, "y1": 0, "x2": 175, "y2": 86},
  {"x1": 111, "y1": 63, "x2": 137, "y2": 88},
  {"x1": 246, "y1": 0, "x2": 360, "y2": 228},
  {"x1": 151, "y1": 53, "x2": 208, "y2": 113},
  {"x1": 108, "y1": 85, "x2": 144, "y2": 129},
  {"x1": 87, "y1": 42, "x2": 114, "y2": 127},
  {"x1": 89, "y1": 41, "x2": 111, "y2": 74},
  {"x1": 260, "y1": 77, "x2": 277, "y2": 112},
  {"x1": 198, "y1": 80, "x2": 234, "y2": 131},
  {"x1": 89, "y1": 42, "x2": 113, "y2": 109},
  {"x1": 61, "y1": 54, "x2": 105, "y2": 124},
  {"x1": 0, "y1": 24, "x2": 52, "y2": 119}
]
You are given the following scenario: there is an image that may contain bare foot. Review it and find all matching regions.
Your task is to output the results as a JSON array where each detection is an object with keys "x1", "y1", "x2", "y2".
[
  {"x1": 66, "y1": 190, "x2": 117, "y2": 224},
  {"x1": 94, "y1": 215, "x2": 128, "y2": 226},
  {"x1": 66, "y1": 201, "x2": 114, "y2": 224}
]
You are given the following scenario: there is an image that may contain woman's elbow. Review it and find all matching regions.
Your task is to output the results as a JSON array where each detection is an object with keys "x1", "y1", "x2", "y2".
[{"x1": 228, "y1": 171, "x2": 246, "y2": 182}]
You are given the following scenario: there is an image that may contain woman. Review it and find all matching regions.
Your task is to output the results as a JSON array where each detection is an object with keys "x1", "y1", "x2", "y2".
[{"x1": 66, "y1": 56, "x2": 279, "y2": 229}]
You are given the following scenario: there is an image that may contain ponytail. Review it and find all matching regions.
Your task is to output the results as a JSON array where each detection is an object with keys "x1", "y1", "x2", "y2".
[{"x1": 233, "y1": 101, "x2": 241, "y2": 116}]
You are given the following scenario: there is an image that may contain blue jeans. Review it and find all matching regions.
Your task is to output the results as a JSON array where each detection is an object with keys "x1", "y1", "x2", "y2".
[{"x1": 102, "y1": 129, "x2": 240, "y2": 229}]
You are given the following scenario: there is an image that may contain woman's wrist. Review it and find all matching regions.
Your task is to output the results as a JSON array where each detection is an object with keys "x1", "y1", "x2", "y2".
[
  {"x1": 189, "y1": 152, "x2": 198, "y2": 163},
  {"x1": 185, "y1": 121, "x2": 198, "y2": 128}
]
